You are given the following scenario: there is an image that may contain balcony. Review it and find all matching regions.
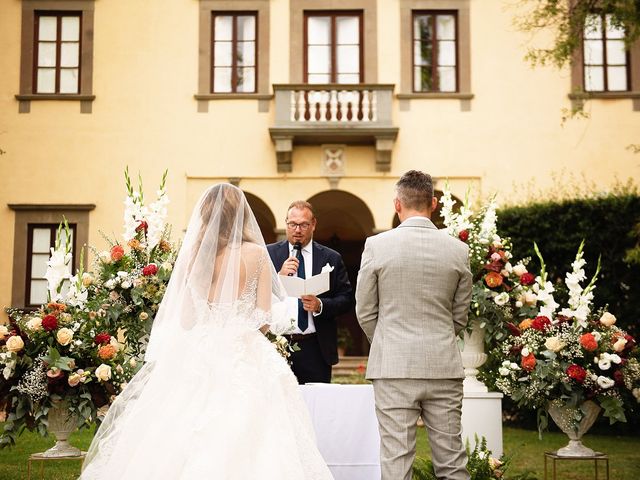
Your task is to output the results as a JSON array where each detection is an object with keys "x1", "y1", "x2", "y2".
[{"x1": 269, "y1": 84, "x2": 399, "y2": 173}]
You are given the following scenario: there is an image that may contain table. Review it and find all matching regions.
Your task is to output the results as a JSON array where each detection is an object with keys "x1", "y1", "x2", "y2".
[
  {"x1": 300, "y1": 384, "x2": 381, "y2": 480},
  {"x1": 544, "y1": 452, "x2": 609, "y2": 480},
  {"x1": 27, "y1": 452, "x2": 86, "y2": 480}
]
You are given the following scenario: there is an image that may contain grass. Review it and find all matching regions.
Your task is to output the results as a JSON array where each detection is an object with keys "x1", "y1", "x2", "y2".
[{"x1": 0, "y1": 425, "x2": 638, "y2": 479}]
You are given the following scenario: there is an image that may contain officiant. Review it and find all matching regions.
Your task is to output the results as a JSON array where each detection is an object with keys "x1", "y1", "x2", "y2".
[{"x1": 267, "y1": 200, "x2": 353, "y2": 384}]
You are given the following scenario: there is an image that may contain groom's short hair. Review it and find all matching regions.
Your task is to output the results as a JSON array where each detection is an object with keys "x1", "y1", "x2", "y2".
[
  {"x1": 287, "y1": 200, "x2": 315, "y2": 218},
  {"x1": 396, "y1": 170, "x2": 433, "y2": 211}
]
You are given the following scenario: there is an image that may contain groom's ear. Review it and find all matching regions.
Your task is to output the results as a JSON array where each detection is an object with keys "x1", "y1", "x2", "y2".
[{"x1": 393, "y1": 198, "x2": 401, "y2": 214}]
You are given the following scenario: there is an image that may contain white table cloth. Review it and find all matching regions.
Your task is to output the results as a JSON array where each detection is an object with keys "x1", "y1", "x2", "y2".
[{"x1": 300, "y1": 384, "x2": 381, "y2": 480}]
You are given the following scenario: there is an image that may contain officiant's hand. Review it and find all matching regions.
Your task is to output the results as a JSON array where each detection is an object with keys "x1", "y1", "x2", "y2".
[
  {"x1": 301, "y1": 295, "x2": 321, "y2": 314},
  {"x1": 279, "y1": 256, "x2": 299, "y2": 276}
]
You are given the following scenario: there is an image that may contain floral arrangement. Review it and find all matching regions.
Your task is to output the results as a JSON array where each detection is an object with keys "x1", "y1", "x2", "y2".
[
  {"x1": 440, "y1": 189, "x2": 523, "y2": 345},
  {"x1": 492, "y1": 244, "x2": 640, "y2": 432},
  {"x1": 0, "y1": 170, "x2": 176, "y2": 447}
]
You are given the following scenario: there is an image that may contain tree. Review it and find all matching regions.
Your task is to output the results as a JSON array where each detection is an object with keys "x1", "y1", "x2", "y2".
[{"x1": 517, "y1": 0, "x2": 640, "y2": 68}]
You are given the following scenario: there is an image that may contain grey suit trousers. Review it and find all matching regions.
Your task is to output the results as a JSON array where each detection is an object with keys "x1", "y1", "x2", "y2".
[{"x1": 372, "y1": 378, "x2": 470, "y2": 480}]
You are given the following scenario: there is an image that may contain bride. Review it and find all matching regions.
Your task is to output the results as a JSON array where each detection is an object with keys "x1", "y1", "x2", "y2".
[{"x1": 81, "y1": 184, "x2": 334, "y2": 479}]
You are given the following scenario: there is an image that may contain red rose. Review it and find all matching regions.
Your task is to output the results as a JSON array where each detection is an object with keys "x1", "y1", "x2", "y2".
[
  {"x1": 142, "y1": 263, "x2": 158, "y2": 276},
  {"x1": 110, "y1": 245, "x2": 125, "y2": 262},
  {"x1": 505, "y1": 322, "x2": 521, "y2": 337},
  {"x1": 519, "y1": 272, "x2": 535, "y2": 286},
  {"x1": 613, "y1": 370, "x2": 625, "y2": 386},
  {"x1": 567, "y1": 364, "x2": 587, "y2": 383},
  {"x1": 531, "y1": 316, "x2": 551, "y2": 331},
  {"x1": 94, "y1": 333, "x2": 111, "y2": 345},
  {"x1": 458, "y1": 230, "x2": 469, "y2": 242},
  {"x1": 136, "y1": 220, "x2": 148, "y2": 233},
  {"x1": 484, "y1": 271, "x2": 503, "y2": 288},
  {"x1": 42, "y1": 314, "x2": 58, "y2": 331},
  {"x1": 579, "y1": 333, "x2": 598, "y2": 351},
  {"x1": 521, "y1": 353, "x2": 536, "y2": 372},
  {"x1": 624, "y1": 334, "x2": 636, "y2": 351}
]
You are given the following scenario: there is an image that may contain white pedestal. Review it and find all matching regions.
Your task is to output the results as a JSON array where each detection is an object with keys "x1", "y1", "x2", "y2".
[{"x1": 461, "y1": 391, "x2": 503, "y2": 458}]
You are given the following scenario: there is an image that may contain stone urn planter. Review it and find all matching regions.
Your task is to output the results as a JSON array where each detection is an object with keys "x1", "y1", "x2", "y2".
[
  {"x1": 459, "y1": 319, "x2": 488, "y2": 392},
  {"x1": 41, "y1": 400, "x2": 82, "y2": 458},
  {"x1": 547, "y1": 399, "x2": 602, "y2": 457}
]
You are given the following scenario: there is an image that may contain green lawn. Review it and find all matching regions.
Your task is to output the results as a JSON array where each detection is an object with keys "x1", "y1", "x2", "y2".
[{"x1": 0, "y1": 425, "x2": 638, "y2": 479}]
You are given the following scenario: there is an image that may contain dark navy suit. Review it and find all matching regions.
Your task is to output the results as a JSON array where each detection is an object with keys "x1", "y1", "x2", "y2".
[{"x1": 267, "y1": 240, "x2": 353, "y2": 383}]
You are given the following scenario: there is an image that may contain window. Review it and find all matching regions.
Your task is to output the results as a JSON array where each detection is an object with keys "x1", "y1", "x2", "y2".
[
  {"x1": 583, "y1": 13, "x2": 629, "y2": 92},
  {"x1": 9, "y1": 204, "x2": 93, "y2": 309},
  {"x1": 304, "y1": 12, "x2": 363, "y2": 84},
  {"x1": 26, "y1": 224, "x2": 76, "y2": 307},
  {"x1": 17, "y1": 1, "x2": 95, "y2": 113},
  {"x1": 412, "y1": 12, "x2": 457, "y2": 92},
  {"x1": 34, "y1": 12, "x2": 82, "y2": 94},
  {"x1": 211, "y1": 13, "x2": 257, "y2": 93}
]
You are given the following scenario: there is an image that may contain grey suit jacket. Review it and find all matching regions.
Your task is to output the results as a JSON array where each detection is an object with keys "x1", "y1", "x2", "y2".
[{"x1": 355, "y1": 216, "x2": 472, "y2": 379}]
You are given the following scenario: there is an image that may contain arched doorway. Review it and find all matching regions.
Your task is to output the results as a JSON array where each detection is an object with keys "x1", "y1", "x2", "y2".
[
  {"x1": 390, "y1": 190, "x2": 459, "y2": 229},
  {"x1": 244, "y1": 192, "x2": 277, "y2": 244},
  {"x1": 307, "y1": 190, "x2": 375, "y2": 356}
]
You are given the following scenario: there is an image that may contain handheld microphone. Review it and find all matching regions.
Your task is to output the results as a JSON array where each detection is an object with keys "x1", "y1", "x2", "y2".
[{"x1": 289, "y1": 242, "x2": 302, "y2": 276}]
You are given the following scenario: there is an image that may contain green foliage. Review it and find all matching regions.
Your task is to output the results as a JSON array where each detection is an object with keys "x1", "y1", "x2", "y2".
[{"x1": 497, "y1": 193, "x2": 640, "y2": 338}]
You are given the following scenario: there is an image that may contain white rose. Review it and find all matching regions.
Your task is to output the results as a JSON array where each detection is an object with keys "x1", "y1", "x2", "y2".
[
  {"x1": 494, "y1": 292, "x2": 510, "y2": 306},
  {"x1": 81, "y1": 272, "x2": 93, "y2": 287},
  {"x1": 513, "y1": 264, "x2": 528, "y2": 276},
  {"x1": 98, "y1": 251, "x2": 112, "y2": 264},
  {"x1": 161, "y1": 262, "x2": 173, "y2": 273},
  {"x1": 515, "y1": 301, "x2": 523, "y2": 308},
  {"x1": 613, "y1": 337, "x2": 627, "y2": 352},
  {"x1": 56, "y1": 328, "x2": 74, "y2": 346},
  {"x1": 121, "y1": 281, "x2": 132, "y2": 289},
  {"x1": 499, "y1": 367, "x2": 510, "y2": 376},
  {"x1": 609, "y1": 353, "x2": 622, "y2": 364},
  {"x1": 105, "y1": 279, "x2": 116, "y2": 290},
  {"x1": 521, "y1": 347, "x2": 530, "y2": 357},
  {"x1": 95, "y1": 364, "x2": 112, "y2": 382},
  {"x1": 523, "y1": 291, "x2": 538, "y2": 305},
  {"x1": 68, "y1": 373, "x2": 82, "y2": 387},
  {"x1": 0, "y1": 325, "x2": 9, "y2": 340},
  {"x1": 510, "y1": 362, "x2": 520, "y2": 370},
  {"x1": 599, "y1": 312, "x2": 616, "y2": 327},
  {"x1": 596, "y1": 376, "x2": 615, "y2": 389},
  {"x1": 26, "y1": 317, "x2": 43, "y2": 331},
  {"x1": 117, "y1": 271, "x2": 128, "y2": 278},
  {"x1": 6, "y1": 335, "x2": 24, "y2": 353},
  {"x1": 545, "y1": 336, "x2": 565, "y2": 353},
  {"x1": 598, "y1": 358, "x2": 611, "y2": 371}
]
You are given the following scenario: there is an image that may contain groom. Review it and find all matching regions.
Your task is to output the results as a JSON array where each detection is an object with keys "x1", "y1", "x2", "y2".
[
  {"x1": 355, "y1": 170, "x2": 472, "y2": 480},
  {"x1": 267, "y1": 200, "x2": 353, "y2": 384}
]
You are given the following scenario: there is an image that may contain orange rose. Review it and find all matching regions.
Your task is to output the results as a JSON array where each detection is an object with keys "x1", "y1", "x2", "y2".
[
  {"x1": 46, "y1": 302, "x2": 67, "y2": 313},
  {"x1": 579, "y1": 333, "x2": 598, "y2": 351},
  {"x1": 521, "y1": 353, "x2": 536, "y2": 372},
  {"x1": 98, "y1": 344, "x2": 117, "y2": 360},
  {"x1": 128, "y1": 239, "x2": 143, "y2": 251},
  {"x1": 110, "y1": 245, "x2": 125, "y2": 262},
  {"x1": 519, "y1": 318, "x2": 533, "y2": 330},
  {"x1": 484, "y1": 271, "x2": 503, "y2": 288}
]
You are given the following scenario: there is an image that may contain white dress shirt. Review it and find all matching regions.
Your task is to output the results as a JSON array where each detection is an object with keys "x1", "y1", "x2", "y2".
[{"x1": 288, "y1": 241, "x2": 323, "y2": 334}]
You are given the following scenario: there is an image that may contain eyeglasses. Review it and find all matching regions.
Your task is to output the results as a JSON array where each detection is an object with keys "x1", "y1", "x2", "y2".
[{"x1": 286, "y1": 222, "x2": 312, "y2": 231}]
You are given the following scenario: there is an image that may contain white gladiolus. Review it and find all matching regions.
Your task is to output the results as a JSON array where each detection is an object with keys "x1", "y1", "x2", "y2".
[
  {"x1": 44, "y1": 247, "x2": 72, "y2": 302},
  {"x1": 513, "y1": 264, "x2": 528, "y2": 276}
]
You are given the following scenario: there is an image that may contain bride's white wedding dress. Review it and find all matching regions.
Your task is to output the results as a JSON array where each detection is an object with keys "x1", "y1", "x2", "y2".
[{"x1": 81, "y1": 185, "x2": 333, "y2": 479}]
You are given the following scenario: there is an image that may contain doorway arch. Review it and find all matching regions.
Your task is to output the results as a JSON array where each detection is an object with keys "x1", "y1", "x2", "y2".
[
  {"x1": 307, "y1": 190, "x2": 375, "y2": 357},
  {"x1": 244, "y1": 191, "x2": 277, "y2": 244}
]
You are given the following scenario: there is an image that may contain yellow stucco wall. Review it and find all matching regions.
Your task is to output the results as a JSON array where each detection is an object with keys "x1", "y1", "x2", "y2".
[{"x1": 1, "y1": 0, "x2": 638, "y2": 318}]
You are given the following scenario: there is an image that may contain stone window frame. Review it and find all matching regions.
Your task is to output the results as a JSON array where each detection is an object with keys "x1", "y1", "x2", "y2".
[
  {"x1": 8, "y1": 204, "x2": 94, "y2": 309},
  {"x1": 569, "y1": 18, "x2": 640, "y2": 111},
  {"x1": 24, "y1": 222, "x2": 78, "y2": 308},
  {"x1": 290, "y1": 0, "x2": 378, "y2": 84},
  {"x1": 196, "y1": 0, "x2": 272, "y2": 113},
  {"x1": 16, "y1": 0, "x2": 96, "y2": 114},
  {"x1": 398, "y1": 0, "x2": 473, "y2": 110}
]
